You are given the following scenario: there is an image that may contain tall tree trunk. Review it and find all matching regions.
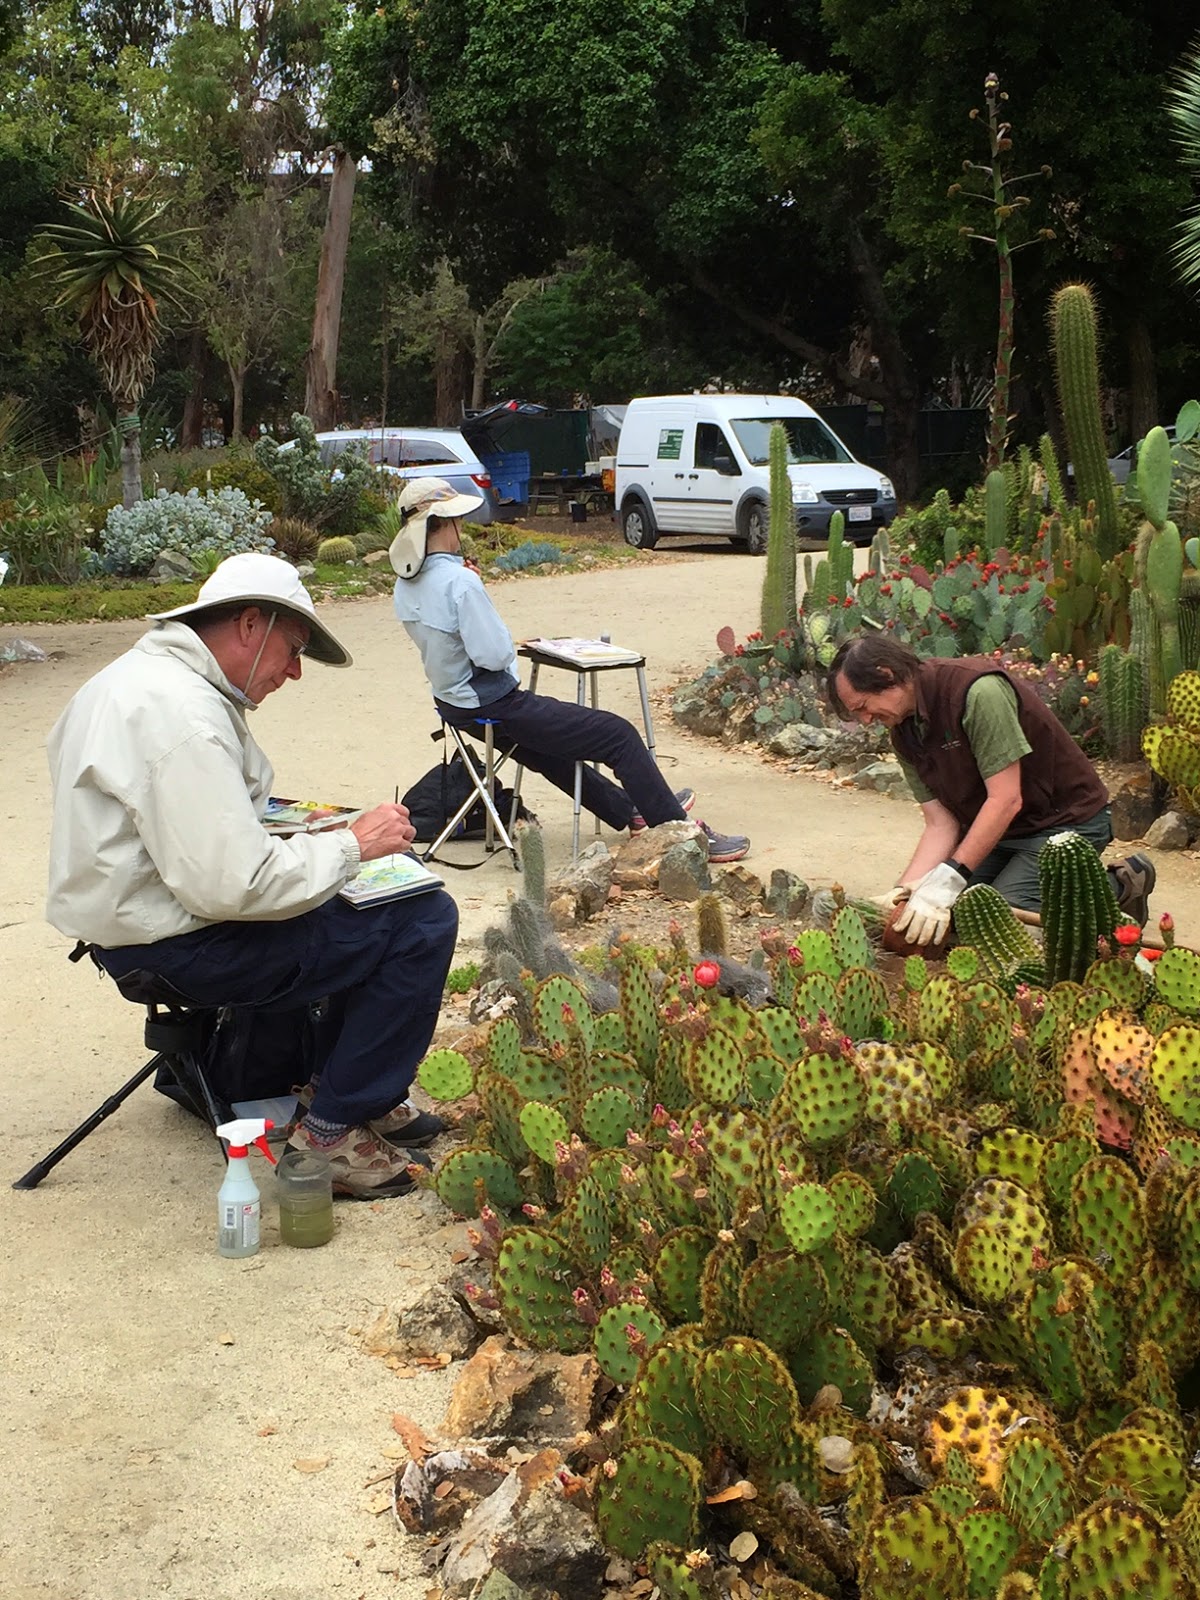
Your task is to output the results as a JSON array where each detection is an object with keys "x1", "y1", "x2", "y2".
[
  {"x1": 844, "y1": 223, "x2": 920, "y2": 504},
  {"x1": 118, "y1": 408, "x2": 142, "y2": 508},
  {"x1": 1127, "y1": 316, "x2": 1158, "y2": 444},
  {"x1": 229, "y1": 362, "x2": 247, "y2": 442},
  {"x1": 434, "y1": 323, "x2": 466, "y2": 426},
  {"x1": 471, "y1": 314, "x2": 487, "y2": 410},
  {"x1": 180, "y1": 327, "x2": 208, "y2": 449},
  {"x1": 304, "y1": 149, "x2": 357, "y2": 430}
]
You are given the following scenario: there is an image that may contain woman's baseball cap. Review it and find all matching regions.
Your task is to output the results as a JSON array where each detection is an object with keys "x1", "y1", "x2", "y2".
[
  {"x1": 146, "y1": 551, "x2": 352, "y2": 666},
  {"x1": 389, "y1": 476, "x2": 484, "y2": 578}
]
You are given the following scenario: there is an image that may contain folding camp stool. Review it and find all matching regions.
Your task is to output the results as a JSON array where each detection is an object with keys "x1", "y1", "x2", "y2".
[
  {"x1": 514, "y1": 643, "x2": 657, "y2": 861},
  {"x1": 422, "y1": 712, "x2": 520, "y2": 867},
  {"x1": 13, "y1": 948, "x2": 228, "y2": 1191}
]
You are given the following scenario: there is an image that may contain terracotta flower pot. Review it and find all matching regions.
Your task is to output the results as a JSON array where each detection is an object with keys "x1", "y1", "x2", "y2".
[{"x1": 881, "y1": 902, "x2": 955, "y2": 962}]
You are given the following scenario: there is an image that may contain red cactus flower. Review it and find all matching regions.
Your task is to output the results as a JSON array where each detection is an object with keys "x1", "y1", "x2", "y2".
[
  {"x1": 1113, "y1": 924, "x2": 1141, "y2": 947},
  {"x1": 693, "y1": 960, "x2": 721, "y2": 988},
  {"x1": 1141, "y1": 947, "x2": 1163, "y2": 962}
]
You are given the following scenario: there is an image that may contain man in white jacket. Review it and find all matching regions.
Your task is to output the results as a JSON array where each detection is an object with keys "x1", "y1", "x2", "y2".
[{"x1": 47, "y1": 553, "x2": 458, "y2": 1199}]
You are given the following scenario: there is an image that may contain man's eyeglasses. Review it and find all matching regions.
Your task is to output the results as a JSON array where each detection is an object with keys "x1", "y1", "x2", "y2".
[{"x1": 281, "y1": 632, "x2": 308, "y2": 661}]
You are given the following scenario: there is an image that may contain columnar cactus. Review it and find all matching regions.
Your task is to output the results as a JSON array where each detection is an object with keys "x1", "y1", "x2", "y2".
[
  {"x1": 1098, "y1": 644, "x2": 1148, "y2": 761},
  {"x1": 761, "y1": 422, "x2": 797, "y2": 640},
  {"x1": 1039, "y1": 830, "x2": 1120, "y2": 985},
  {"x1": 1050, "y1": 282, "x2": 1121, "y2": 559}
]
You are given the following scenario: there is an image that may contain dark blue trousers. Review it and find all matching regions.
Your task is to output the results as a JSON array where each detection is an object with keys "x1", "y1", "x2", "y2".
[
  {"x1": 437, "y1": 686, "x2": 685, "y2": 830},
  {"x1": 95, "y1": 889, "x2": 459, "y2": 1127}
]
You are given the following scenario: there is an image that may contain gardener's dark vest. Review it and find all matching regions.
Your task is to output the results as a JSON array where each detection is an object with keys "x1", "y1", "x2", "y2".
[{"x1": 889, "y1": 658, "x2": 1108, "y2": 837}]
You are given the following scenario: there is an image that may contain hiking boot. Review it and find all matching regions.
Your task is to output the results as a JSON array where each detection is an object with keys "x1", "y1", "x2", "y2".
[
  {"x1": 369, "y1": 1101, "x2": 447, "y2": 1148},
  {"x1": 698, "y1": 819, "x2": 750, "y2": 863},
  {"x1": 286, "y1": 1122, "x2": 432, "y2": 1200},
  {"x1": 1109, "y1": 852, "x2": 1156, "y2": 928},
  {"x1": 629, "y1": 788, "x2": 696, "y2": 833}
]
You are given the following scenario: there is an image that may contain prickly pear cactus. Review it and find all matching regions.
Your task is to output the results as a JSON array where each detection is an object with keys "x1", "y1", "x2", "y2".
[{"x1": 596, "y1": 1438, "x2": 702, "y2": 1561}]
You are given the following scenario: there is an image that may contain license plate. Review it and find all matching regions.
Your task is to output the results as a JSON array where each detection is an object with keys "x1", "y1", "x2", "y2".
[{"x1": 847, "y1": 504, "x2": 872, "y2": 522}]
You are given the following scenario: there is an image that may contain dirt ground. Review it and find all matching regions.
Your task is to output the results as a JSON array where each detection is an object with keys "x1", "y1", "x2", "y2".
[{"x1": 3, "y1": 544, "x2": 1199, "y2": 1600}]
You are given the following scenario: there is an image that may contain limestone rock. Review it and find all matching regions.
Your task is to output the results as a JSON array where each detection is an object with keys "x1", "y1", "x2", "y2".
[
  {"x1": 436, "y1": 1450, "x2": 608, "y2": 1599},
  {"x1": 1144, "y1": 811, "x2": 1190, "y2": 850},
  {"x1": 658, "y1": 837, "x2": 711, "y2": 900},
  {"x1": 364, "y1": 1282, "x2": 480, "y2": 1363},
  {"x1": 766, "y1": 869, "x2": 810, "y2": 919},
  {"x1": 713, "y1": 864, "x2": 764, "y2": 907},
  {"x1": 147, "y1": 548, "x2": 199, "y2": 582},
  {"x1": 721, "y1": 699, "x2": 759, "y2": 744},
  {"x1": 766, "y1": 724, "x2": 830, "y2": 758},
  {"x1": 671, "y1": 681, "x2": 726, "y2": 738},
  {"x1": 442, "y1": 1334, "x2": 604, "y2": 1444},
  {"x1": 547, "y1": 841, "x2": 613, "y2": 923},
  {"x1": 611, "y1": 820, "x2": 701, "y2": 888},
  {"x1": 1110, "y1": 770, "x2": 1161, "y2": 841},
  {"x1": 854, "y1": 760, "x2": 908, "y2": 795}
]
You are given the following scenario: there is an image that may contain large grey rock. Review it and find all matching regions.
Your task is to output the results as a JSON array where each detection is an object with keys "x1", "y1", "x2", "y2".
[
  {"x1": 657, "y1": 837, "x2": 711, "y2": 900},
  {"x1": 854, "y1": 760, "x2": 908, "y2": 796},
  {"x1": 820, "y1": 726, "x2": 890, "y2": 767},
  {"x1": 546, "y1": 841, "x2": 614, "y2": 923},
  {"x1": 1145, "y1": 811, "x2": 1190, "y2": 850},
  {"x1": 1110, "y1": 771, "x2": 1160, "y2": 841},
  {"x1": 766, "y1": 869, "x2": 810, "y2": 918},
  {"x1": 766, "y1": 724, "x2": 830, "y2": 758},
  {"x1": 611, "y1": 820, "x2": 701, "y2": 889},
  {"x1": 721, "y1": 699, "x2": 760, "y2": 744},
  {"x1": 442, "y1": 1335, "x2": 604, "y2": 1443},
  {"x1": 713, "y1": 865, "x2": 764, "y2": 907},
  {"x1": 147, "y1": 548, "x2": 199, "y2": 581},
  {"x1": 671, "y1": 680, "x2": 726, "y2": 737},
  {"x1": 363, "y1": 1282, "x2": 480, "y2": 1362}
]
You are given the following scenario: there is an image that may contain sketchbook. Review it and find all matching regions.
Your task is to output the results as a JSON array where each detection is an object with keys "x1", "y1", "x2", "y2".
[
  {"x1": 263, "y1": 797, "x2": 362, "y2": 834},
  {"x1": 523, "y1": 636, "x2": 644, "y2": 667},
  {"x1": 338, "y1": 853, "x2": 445, "y2": 908}
]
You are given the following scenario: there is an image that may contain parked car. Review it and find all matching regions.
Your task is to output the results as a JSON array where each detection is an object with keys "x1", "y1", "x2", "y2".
[
  {"x1": 282, "y1": 427, "x2": 497, "y2": 523},
  {"x1": 1066, "y1": 427, "x2": 1177, "y2": 489},
  {"x1": 614, "y1": 393, "x2": 896, "y2": 552}
]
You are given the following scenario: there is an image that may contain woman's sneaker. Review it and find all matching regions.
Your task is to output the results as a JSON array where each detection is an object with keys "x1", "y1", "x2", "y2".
[
  {"x1": 286, "y1": 1123, "x2": 431, "y2": 1200},
  {"x1": 629, "y1": 788, "x2": 696, "y2": 833},
  {"x1": 698, "y1": 820, "x2": 751, "y2": 863}
]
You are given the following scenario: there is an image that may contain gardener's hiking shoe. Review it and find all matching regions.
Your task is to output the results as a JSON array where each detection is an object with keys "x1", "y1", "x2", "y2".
[
  {"x1": 698, "y1": 820, "x2": 751, "y2": 864},
  {"x1": 1109, "y1": 852, "x2": 1156, "y2": 928},
  {"x1": 290, "y1": 1083, "x2": 446, "y2": 1149},
  {"x1": 286, "y1": 1121, "x2": 432, "y2": 1200},
  {"x1": 629, "y1": 788, "x2": 696, "y2": 833}
]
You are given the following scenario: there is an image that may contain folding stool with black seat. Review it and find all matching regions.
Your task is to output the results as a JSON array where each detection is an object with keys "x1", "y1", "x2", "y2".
[
  {"x1": 13, "y1": 951, "x2": 228, "y2": 1191},
  {"x1": 421, "y1": 711, "x2": 520, "y2": 867}
]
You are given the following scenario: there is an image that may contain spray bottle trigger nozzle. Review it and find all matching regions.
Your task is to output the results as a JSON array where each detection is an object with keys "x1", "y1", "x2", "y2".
[{"x1": 252, "y1": 1134, "x2": 278, "y2": 1166}]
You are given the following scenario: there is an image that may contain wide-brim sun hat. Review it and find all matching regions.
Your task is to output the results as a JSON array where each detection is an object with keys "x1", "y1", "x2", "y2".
[
  {"x1": 389, "y1": 476, "x2": 484, "y2": 578},
  {"x1": 146, "y1": 551, "x2": 352, "y2": 667}
]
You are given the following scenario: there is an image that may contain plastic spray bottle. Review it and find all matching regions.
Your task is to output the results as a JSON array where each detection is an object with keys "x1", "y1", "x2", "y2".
[{"x1": 215, "y1": 1119, "x2": 277, "y2": 1258}]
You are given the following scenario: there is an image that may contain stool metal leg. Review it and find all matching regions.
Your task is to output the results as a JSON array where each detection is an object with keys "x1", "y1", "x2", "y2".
[
  {"x1": 572, "y1": 671, "x2": 585, "y2": 861},
  {"x1": 12, "y1": 1055, "x2": 164, "y2": 1189},
  {"x1": 635, "y1": 665, "x2": 658, "y2": 763},
  {"x1": 483, "y1": 723, "x2": 496, "y2": 852}
]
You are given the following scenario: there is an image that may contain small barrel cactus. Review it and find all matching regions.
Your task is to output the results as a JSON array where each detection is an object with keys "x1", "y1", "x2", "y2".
[{"x1": 316, "y1": 534, "x2": 357, "y2": 564}]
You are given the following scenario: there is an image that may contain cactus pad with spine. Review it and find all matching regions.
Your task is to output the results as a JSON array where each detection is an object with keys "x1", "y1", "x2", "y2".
[
  {"x1": 494, "y1": 1226, "x2": 588, "y2": 1350},
  {"x1": 953, "y1": 1179, "x2": 1053, "y2": 1291},
  {"x1": 416, "y1": 1046, "x2": 473, "y2": 1101},
  {"x1": 594, "y1": 1299, "x2": 667, "y2": 1384},
  {"x1": 618, "y1": 956, "x2": 658, "y2": 1072},
  {"x1": 533, "y1": 973, "x2": 595, "y2": 1052},
  {"x1": 757, "y1": 1005, "x2": 805, "y2": 1063},
  {"x1": 745, "y1": 1049, "x2": 786, "y2": 1104},
  {"x1": 620, "y1": 1330, "x2": 707, "y2": 1456},
  {"x1": 1154, "y1": 949, "x2": 1200, "y2": 1017},
  {"x1": 652, "y1": 1227, "x2": 710, "y2": 1323},
  {"x1": 777, "y1": 1049, "x2": 866, "y2": 1146},
  {"x1": 859, "y1": 1498, "x2": 970, "y2": 1600},
  {"x1": 519, "y1": 1099, "x2": 570, "y2": 1164},
  {"x1": 738, "y1": 1249, "x2": 829, "y2": 1352},
  {"x1": 956, "y1": 1508, "x2": 1021, "y2": 1600},
  {"x1": 829, "y1": 1171, "x2": 877, "y2": 1238},
  {"x1": 1090, "y1": 1011, "x2": 1153, "y2": 1102},
  {"x1": 682, "y1": 1030, "x2": 745, "y2": 1105},
  {"x1": 924, "y1": 1385, "x2": 1024, "y2": 1492},
  {"x1": 484, "y1": 1015, "x2": 522, "y2": 1076},
  {"x1": 1067, "y1": 1155, "x2": 1145, "y2": 1286},
  {"x1": 1055, "y1": 1495, "x2": 1196, "y2": 1599},
  {"x1": 1086, "y1": 956, "x2": 1150, "y2": 1014},
  {"x1": 975, "y1": 1127, "x2": 1045, "y2": 1188},
  {"x1": 1078, "y1": 1428, "x2": 1188, "y2": 1517},
  {"x1": 1000, "y1": 1422, "x2": 1077, "y2": 1545},
  {"x1": 696, "y1": 1336, "x2": 802, "y2": 1456},
  {"x1": 836, "y1": 967, "x2": 890, "y2": 1039},
  {"x1": 592, "y1": 1010, "x2": 628, "y2": 1052},
  {"x1": 434, "y1": 1147, "x2": 522, "y2": 1215},
  {"x1": 581, "y1": 1084, "x2": 640, "y2": 1148},
  {"x1": 794, "y1": 927, "x2": 841, "y2": 979},
  {"x1": 793, "y1": 970, "x2": 839, "y2": 1022},
  {"x1": 790, "y1": 1324, "x2": 873, "y2": 1414},
  {"x1": 645, "y1": 1543, "x2": 714, "y2": 1600},
  {"x1": 778, "y1": 1182, "x2": 840, "y2": 1254},
  {"x1": 858, "y1": 1042, "x2": 934, "y2": 1125},
  {"x1": 837, "y1": 1239, "x2": 899, "y2": 1353},
  {"x1": 1150, "y1": 1022, "x2": 1200, "y2": 1126},
  {"x1": 954, "y1": 1221, "x2": 1017, "y2": 1306},
  {"x1": 563, "y1": 1172, "x2": 612, "y2": 1271},
  {"x1": 698, "y1": 1236, "x2": 745, "y2": 1340},
  {"x1": 832, "y1": 904, "x2": 874, "y2": 969},
  {"x1": 596, "y1": 1438, "x2": 702, "y2": 1561},
  {"x1": 507, "y1": 1049, "x2": 568, "y2": 1103}
]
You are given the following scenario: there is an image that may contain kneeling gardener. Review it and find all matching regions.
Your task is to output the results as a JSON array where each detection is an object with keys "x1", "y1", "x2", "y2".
[
  {"x1": 826, "y1": 635, "x2": 1154, "y2": 945},
  {"x1": 47, "y1": 552, "x2": 459, "y2": 1199}
]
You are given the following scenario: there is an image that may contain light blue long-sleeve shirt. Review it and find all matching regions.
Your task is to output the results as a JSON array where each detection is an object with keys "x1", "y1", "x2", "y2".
[{"x1": 393, "y1": 553, "x2": 520, "y2": 708}]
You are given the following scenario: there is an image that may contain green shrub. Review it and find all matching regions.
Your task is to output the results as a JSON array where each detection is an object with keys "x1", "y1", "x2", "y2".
[
  {"x1": 0, "y1": 497, "x2": 94, "y2": 583},
  {"x1": 255, "y1": 415, "x2": 377, "y2": 534},
  {"x1": 100, "y1": 487, "x2": 274, "y2": 575},
  {"x1": 446, "y1": 962, "x2": 480, "y2": 994},
  {"x1": 179, "y1": 449, "x2": 282, "y2": 516}
]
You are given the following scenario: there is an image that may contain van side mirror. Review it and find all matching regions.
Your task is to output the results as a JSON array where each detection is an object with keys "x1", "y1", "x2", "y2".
[{"x1": 712, "y1": 454, "x2": 738, "y2": 475}]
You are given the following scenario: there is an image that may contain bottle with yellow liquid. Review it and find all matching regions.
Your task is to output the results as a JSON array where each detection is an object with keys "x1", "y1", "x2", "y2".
[{"x1": 276, "y1": 1147, "x2": 334, "y2": 1247}]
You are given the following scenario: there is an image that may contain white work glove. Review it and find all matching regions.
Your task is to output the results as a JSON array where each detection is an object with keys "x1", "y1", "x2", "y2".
[
  {"x1": 869, "y1": 886, "x2": 912, "y2": 913},
  {"x1": 892, "y1": 862, "x2": 968, "y2": 946}
]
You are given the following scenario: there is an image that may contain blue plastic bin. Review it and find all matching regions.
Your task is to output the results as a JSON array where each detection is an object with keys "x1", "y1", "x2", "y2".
[{"x1": 480, "y1": 450, "x2": 531, "y2": 505}]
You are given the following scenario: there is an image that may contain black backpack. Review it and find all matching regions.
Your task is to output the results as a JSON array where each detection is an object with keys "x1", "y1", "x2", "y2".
[{"x1": 401, "y1": 745, "x2": 532, "y2": 849}]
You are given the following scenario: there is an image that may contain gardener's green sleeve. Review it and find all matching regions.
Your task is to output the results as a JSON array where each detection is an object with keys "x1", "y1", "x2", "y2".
[{"x1": 962, "y1": 675, "x2": 1032, "y2": 778}]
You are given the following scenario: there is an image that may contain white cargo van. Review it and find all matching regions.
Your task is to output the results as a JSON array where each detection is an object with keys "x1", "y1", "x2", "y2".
[{"x1": 614, "y1": 394, "x2": 895, "y2": 552}]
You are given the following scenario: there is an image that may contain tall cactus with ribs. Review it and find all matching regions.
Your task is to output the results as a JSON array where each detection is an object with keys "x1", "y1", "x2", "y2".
[
  {"x1": 950, "y1": 72, "x2": 1052, "y2": 469},
  {"x1": 1050, "y1": 282, "x2": 1121, "y2": 560},
  {"x1": 761, "y1": 422, "x2": 797, "y2": 641}
]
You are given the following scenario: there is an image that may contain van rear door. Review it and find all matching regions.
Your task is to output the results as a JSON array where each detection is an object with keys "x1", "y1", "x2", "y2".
[{"x1": 644, "y1": 403, "x2": 695, "y2": 531}]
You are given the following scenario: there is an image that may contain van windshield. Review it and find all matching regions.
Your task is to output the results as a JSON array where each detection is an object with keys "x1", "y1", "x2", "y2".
[{"x1": 730, "y1": 417, "x2": 852, "y2": 466}]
